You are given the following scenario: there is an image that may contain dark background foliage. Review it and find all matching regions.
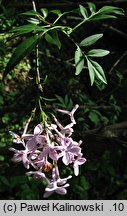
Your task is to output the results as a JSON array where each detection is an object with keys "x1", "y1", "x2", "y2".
[{"x1": 0, "y1": 0, "x2": 127, "y2": 199}]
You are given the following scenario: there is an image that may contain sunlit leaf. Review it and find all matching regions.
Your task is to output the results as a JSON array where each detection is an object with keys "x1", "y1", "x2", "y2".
[
  {"x1": 90, "y1": 14, "x2": 117, "y2": 21},
  {"x1": 80, "y1": 34, "x2": 103, "y2": 47},
  {"x1": 86, "y1": 58, "x2": 95, "y2": 85},
  {"x1": 90, "y1": 59, "x2": 107, "y2": 84},
  {"x1": 50, "y1": 9, "x2": 62, "y2": 15},
  {"x1": 21, "y1": 10, "x2": 40, "y2": 17},
  {"x1": 87, "y1": 2, "x2": 96, "y2": 14},
  {"x1": 41, "y1": 8, "x2": 48, "y2": 18},
  {"x1": 27, "y1": 18, "x2": 40, "y2": 24},
  {"x1": 87, "y1": 49, "x2": 109, "y2": 57},
  {"x1": 75, "y1": 46, "x2": 84, "y2": 75},
  {"x1": 98, "y1": 6, "x2": 124, "y2": 15},
  {"x1": 79, "y1": 5, "x2": 88, "y2": 19}
]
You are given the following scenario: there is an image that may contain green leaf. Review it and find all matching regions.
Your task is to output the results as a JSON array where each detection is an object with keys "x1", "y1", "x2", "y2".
[
  {"x1": 65, "y1": 94, "x2": 69, "y2": 105},
  {"x1": 21, "y1": 10, "x2": 40, "y2": 17},
  {"x1": 45, "y1": 30, "x2": 61, "y2": 49},
  {"x1": 0, "y1": 176, "x2": 10, "y2": 187},
  {"x1": 75, "y1": 46, "x2": 84, "y2": 75},
  {"x1": 90, "y1": 14, "x2": 117, "y2": 21},
  {"x1": 27, "y1": 18, "x2": 40, "y2": 24},
  {"x1": 90, "y1": 59, "x2": 107, "y2": 84},
  {"x1": 87, "y1": 2, "x2": 96, "y2": 14},
  {"x1": 80, "y1": 176, "x2": 91, "y2": 190},
  {"x1": 55, "y1": 95, "x2": 64, "y2": 104},
  {"x1": 0, "y1": 42, "x2": 6, "y2": 54},
  {"x1": 80, "y1": 34, "x2": 103, "y2": 47},
  {"x1": 10, "y1": 24, "x2": 42, "y2": 33},
  {"x1": 9, "y1": 26, "x2": 46, "y2": 40},
  {"x1": 98, "y1": 6, "x2": 124, "y2": 15},
  {"x1": 0, "y1": 155, "x2": 4, "y2": 161},
  {"x1": 88, "y1": 111, "x2": 100, "y2": 126},
  {"x1": 50, "y1": 9, "x2": 62, "y2": 15},
  {"x1": 9, "y1": 30, "x2": 35, "y2": 40},
  {"x1": 87, "y1": 49, "x2": 109, "y2": 57},
  {"x1": 40, "y1": 97, "x2": 56, "y2": 101},
  {"x1": 79, "y1": 5, "x2": 88, "y2": 19},
  {"x1": 86, "y1": 58, "x2": 95, "y2": 85},
  {"x1": 3, "y1": 35, "x2": 40, "y2": 78},
  {"x1": 40, "y1": 8, "x2": 48, "y2": 18}
]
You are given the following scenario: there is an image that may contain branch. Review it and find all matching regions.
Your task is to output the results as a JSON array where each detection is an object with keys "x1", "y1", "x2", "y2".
[
  {"x1": 109, "y1": 50, "x2": 127, "y2": 74},
  {"x1": 6, "y1": 1, "x2": 127, "y2": 9},
  {"x1": 103, "y1": 24, "x2": 127, "y2": 40},
  {"x1": 80, "y1": 121, "x2": 127, "y2": 140}
]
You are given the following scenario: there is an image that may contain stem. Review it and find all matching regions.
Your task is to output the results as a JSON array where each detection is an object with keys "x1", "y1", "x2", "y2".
[
  {"x1": 38, "y1": 98, "x2": 47, "y2": 122},
  {"x1": 53, "y1": 15, "x2": 63, "y2": 25},
  {"x1": 72, "y1": 18, "x2": 88, "y2": 32},
  {"x1": 71, "y1": 11, "x2": 99, "y2": 33},
  {"x1": 36, "y1": 44, "x2": 43, "y2": 92},
  {"x1": 32, "y1": 1, "x2": 43, "y2": 92},
  {"x1": 23, "y1": 108, "x2": 36, "y2": 135},
  {"x1": 32, "y1": 0, "x2": 36, "y2": 11},
  {"x1": 32, "y1": 1, "x2": 46, "y2": 123}
]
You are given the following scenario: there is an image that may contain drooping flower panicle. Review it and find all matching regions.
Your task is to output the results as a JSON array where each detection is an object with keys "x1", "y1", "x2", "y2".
[{"x1": 10, "y1": 105, "x2": 86, "y2": 197}]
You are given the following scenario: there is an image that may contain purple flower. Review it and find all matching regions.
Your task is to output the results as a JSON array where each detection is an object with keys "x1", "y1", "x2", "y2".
[
  {"x1": 38, "y1": 131, "x2": 64, "y2": 161},
  {"x1": 9, "y1": 131, "x2": 25, "y2": 145},
  {"x1": 23, "y1": 124, "x2": 45, "y2": 151},
  {"x1": 26, "y1": 170, "x2": 50, "y2": 183},
  {"x1": 9, "y1": 148, "x2": 30, "y2": 169},
  {"x1": 62, "y1": 139, "x2": 81, "y2": 165},
  {"x1": 10, "y1": 104, "x2": 86, "y2": 197},
  {"x1": 52, "y1": 115, "x2": 74, "y2": 136},
  {"x1": 56, "y1": 104, "x2": 79, "y2": 124},
  {"x1": 73, "y1": 153, "x2": 86, "y2": 176},
  {"x1": 43, "y1": 165, "x2": 72, "y2": 198}
]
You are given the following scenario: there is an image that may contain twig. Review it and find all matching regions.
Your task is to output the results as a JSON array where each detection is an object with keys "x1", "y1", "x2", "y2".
[
  {"x1": 105, "y1": 121, "x2": 127, "y2": 130},
  {"x1": 39, "y1": 50, "x2": 87, "y2": 69},
  {"x1": 80, "y1": 121, "x2": 127, "y2": 141},
  {"x1": 32, "y1": 1, "x2": 43, "y2": 92},
  {"x1": 23, "y1": 108, "x2": 36, "y2": 135},
  {"x1": 109, "y1": 50, "x2": 127, "y2": 74},
  {"x1": 103, "y1": 24, "x2": 127, "y2": 40}
]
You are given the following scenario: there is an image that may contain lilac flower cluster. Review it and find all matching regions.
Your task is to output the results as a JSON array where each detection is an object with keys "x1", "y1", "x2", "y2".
[{"x1": 10, "y1": 105, "x2": 86, "y2": 197}]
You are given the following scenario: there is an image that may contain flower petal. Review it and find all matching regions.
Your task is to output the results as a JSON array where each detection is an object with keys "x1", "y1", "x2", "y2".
[
  {"x1": 26, "y1": 137, "x2": 36, "y2": 151},
  {"x1": 73, "y1": 164, "x2": 79, "y2": 176},
  {"x1": 55, "y1": 187, "x2": 67, "y2": 195},
  {"x1": 34, "y1": 124, "x2": 43, "y2": 135}
]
